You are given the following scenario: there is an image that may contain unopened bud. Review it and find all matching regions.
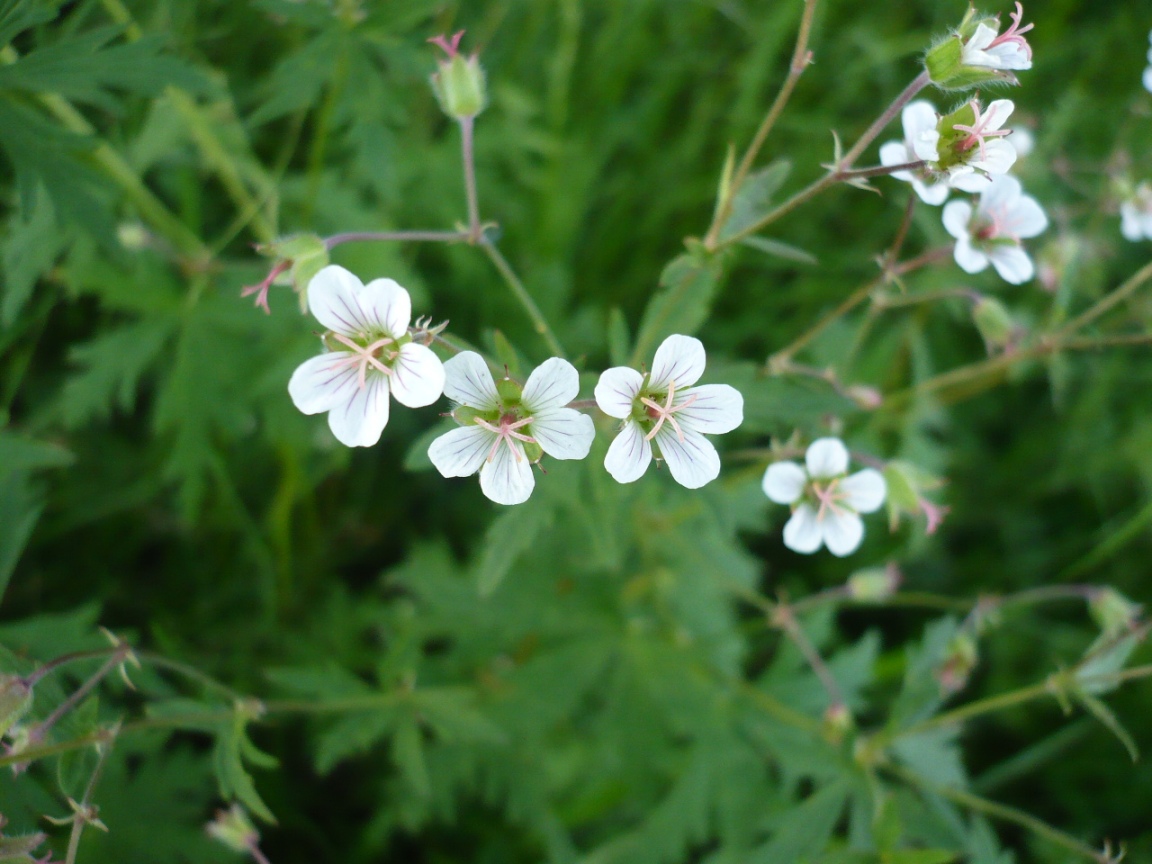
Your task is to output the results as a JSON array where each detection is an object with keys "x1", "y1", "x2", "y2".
[
  {"x1": 1089, "y1": 588, "x2": 1142, "y2": 637},
  {"x1": 925, "y1": 36, "x2": 1006, "y2": 91},
  {"x1": 0, "y1": 676, "x2": 32, "y2": 739},
  {"x1": 847, "y1": 565, "x2": 901, "y2": 602},
  {"x1": 822, "y1": 703, "x2": 853, "y2": 745},
  {"x1": 936, "y1": 632, "x2": 978, "y2": 695},
  {"x1": 845, "y1": 384, "x2": 882, "y2": 410},
  {"x1": 206, "y1": 804, "x2": 258, "y2": 854},
  {"x1": 429, "y1": 32, "x2": 487, "y2": 120},
  {"x1": 972, "y1": 296, "x2": 1018, "y2": 352}
]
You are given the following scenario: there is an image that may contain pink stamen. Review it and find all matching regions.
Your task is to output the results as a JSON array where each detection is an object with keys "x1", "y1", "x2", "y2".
[
  {"x1": 475, "y1": 414, "x2": 536, "y2": 462},
  {"x1": 428, "y1": 30, "x2": 465, "y2": 58},
  {"x1": 329, "y1": 332, "x2": 396, "y2": 390},
  {"x1": 987, "y1": 2, "x2": 1033, "y2": 56},
  {"x1": 952, "y1": 101, "x2": 1010, "y2": 163},
  {"x1": 639, "y1": 380, "x2": 699, "y2": 442},
  {"x1": 240, "y1": 260, "x2": 289, "y2": 314},
  {"x1": 812, "y1": 478, "x2": 848, "y2": 521}
]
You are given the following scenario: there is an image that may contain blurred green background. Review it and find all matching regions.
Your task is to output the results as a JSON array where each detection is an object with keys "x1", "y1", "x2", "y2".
[{"x1": 2, "y1": 0, "x2": 1151, "y2": 861}]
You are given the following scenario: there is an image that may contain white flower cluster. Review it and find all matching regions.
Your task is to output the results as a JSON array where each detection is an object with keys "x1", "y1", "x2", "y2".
[
  {"x1": 288, "y1": 266, "x2": 745, "y2": 505},
  {"x1": 879, "y1": 3, "x2": 1048, "y2": 285}
]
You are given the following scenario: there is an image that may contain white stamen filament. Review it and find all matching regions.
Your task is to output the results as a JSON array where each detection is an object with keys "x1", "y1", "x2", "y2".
[
  {"x1": 475, "y1": 415, "x2": 537, "y2": 462},
  {"x1": 640, "y1": 380, "x2": 698, "y2": 442},
  {"x1": 330, "y1": 332, "x2": 397, "y2": 390}
]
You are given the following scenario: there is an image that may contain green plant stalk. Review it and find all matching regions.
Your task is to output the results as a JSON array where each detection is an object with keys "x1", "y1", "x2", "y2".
[
  {"x1": 705, "y1": 0, "x2": 820, "y2": 248},
  {"x1": 1055, "y1": 257, "x2": 1152, "y2": 339},
  {"x1": 887, "y1": 764, "x2": 1107, "y2": 863},
  {"x1": 481, "y1": 240, "x2": 567, "y2": 358},
  {"x1": 64, "y1": 738, "x2": 112, "y2": 864},
  {"x1": 460, "y1": 116, "x2": 482, "y2": 241}
]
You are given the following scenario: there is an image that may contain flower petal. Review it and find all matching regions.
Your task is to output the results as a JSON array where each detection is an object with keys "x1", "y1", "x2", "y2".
[
  {"x1": 823, "y1": 510, "x2": 865, "y2": 557},
  {"x1": 655, "y1": 427, "x2": 720, "y2": 489},
  {"x1": 970, "y1": 139, "x2": 1016, "y2": 177},
  {"x1": 980, "y1": 174, "x2": 1023, "y2": 211},
  {"x1": 360, "y1": 278, "x2": 412, "y2": 337},
  {"x1": 912, "y1": 129, "x2": 940, "y2": 163},
  {"x1": 288, "y1": 352, "x2": 358, "y2": 415},
  {"x1": 1003, "y1": 195, "x2": 1048, "y2": 239},
  {"x1": 762, "y1": 461, "x2": 807, "y2": 504},
  {"x1": 428, "y1": 425, "x2": 493, "y2": 478},
  {"x1": 782, "y1": 504, "x2": 823, "y2": 554},
  {"x1": 648, "y1": 334, "x2": 706, "y2": 391},
  {"x1": 443, "y1": 351, "x2": 499, "y2": 410},
  {"x1": 902, "y1": 100, "x2": 939, "y2": 143},
  {"x1": 949, "y1": 169, "x2": 991, "y2": 193},
  {"x1": 806, "y1": 437, "x2": 849, "y2": 479},
  {"x1": 880, "y1": 141, "x2": 914, "y2": 180},
  {"x1": 912, "y1": 176, "x2": 950, "y2": 206},
  {"x1": 327, "y1": 373, "x2": 390, "y2": 447},
  {"x1": 981, "y1": 99, "x2": 1015, "y2": 133},
  {"x1": 522, "y1": 357, "x2": 580, "y2": 412},
  {"x1": 308, "y1": 265, "x2": 371, "y2": 336},
  {"x1": 942, "y1": 201, "x2": 972, "y2": 240},
  {"x1": 595, "y1": 366, "x2": 644, "y2": 418},
  {"x1": 988, "y1": 245, "x2": 1034, "y2": 284},
  {"x1": 530, "y1": 408, "x2": 595, "y2": 460},
  {"x1": 675, "y1": 384, "x2": 743, "y2": 435},
  {"x1": 390, "y1": 342, "x2": 445, "y2": 408},
  {"x1": 479, "y1": 441, "x2": 535, "y2": 505},
  {"x1": 604, "y1": 421, "x2": 652, "y2": 483},
  {"x1": 1121, "y1": 204, "x2": 1144, "y2": 242},
  {"x1": 840, "y1": 469, "x2": 887, "y2": 513},
  {"x1": 1144, "y1": 65, "x2": 1152, "y2": 95},
  {"x1": 953, "y1": 237, "x2": 990, "y2": 274}
]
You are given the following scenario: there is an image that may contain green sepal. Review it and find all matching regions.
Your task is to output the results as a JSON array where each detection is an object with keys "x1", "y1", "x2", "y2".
[
  {"x1": 522, "y1": 441, "x2": 543, "y2": 463},
  {"x1": 0, "y1": 675, "x2": 32, "y2": 739},
  {"x1": 430, "y1": 54, "x2": 487, "y2": 120},
  {"x1": 972, "y1": 296, "x2": 1017, "y2": 350},
  {"x1": 495, "y1": 377, "x2": 522, "y2": 406}
]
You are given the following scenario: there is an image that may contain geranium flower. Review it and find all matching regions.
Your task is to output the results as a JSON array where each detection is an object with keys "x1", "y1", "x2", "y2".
[
  {"x1": 1121, "y1": 182, "x2": 1152, "y2": 242},
  {"x1": 288, "y1": 265, "x2": 446, "y2": 447},
  {"x1": 762, "y1": 438, "x2": 886, "y2": 557},
  {"x1": 428, "y1": 352, "x2": 595, "y2": 505},
  {"x1": 943, "y1": 174, "x2": 1048, "y2": 284},
  {"x1": 961, "y1": 3, "x2": 1034, "y2": 71},
  {"x1": 594, "y1": 335, "x2": 743, "y2": 489},
  {"x1": 913, "y1": 99, "x2": 1017, "y2": 193}
]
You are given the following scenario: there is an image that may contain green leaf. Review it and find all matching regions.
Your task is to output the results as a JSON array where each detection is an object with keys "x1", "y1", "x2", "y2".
[
  {"x1": 474, "y1": 500, "x2": 554, "y2": 596},
  {"x1": 392, "y1": 716, "x2": 430, "y2": 798},
  {"x1": 718, "y1": 160, "x2": 791, "y2": 242},
  {"x1": 1076, "y1": 632, "x2": 1139, "y2": 695},
  {"x1": 0, "y1": 430, "x2": 73, "y2": 482},
  {"x1": 1, "y1": 191, "x2": 69, "y2": 325},
  {"x1": 213, "y1": 715, "x2": 276, "y2": 823},
  {"x1": 749, "y1": 780, "x2": 849, "y2": 864},
  {"x1": 0, "y1": 473, "x2": 43, "y2": 602},
  {"x1": 1074, "y1": 691, "x2": 1139, "y2": 762},
  {"x1": 607, "y1": 306, "x2": 631, "y2": 367},
  {"x1": 632, "y1": 247, "x2": 723, "y2": 364},
  {"x1": 314, "y1": 710, "x2": 396, "y2": 775},
  {"x1": 740, "y1": 235, "x2": 818, "y2": 265},
  {"x1": 0, "y1": 0, "x2": 55, "y2": 48}
]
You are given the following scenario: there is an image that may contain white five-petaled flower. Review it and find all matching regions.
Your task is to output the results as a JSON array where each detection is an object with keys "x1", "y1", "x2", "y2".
[
  {"x1": 1121, "y1": 182, "x2": 1152, "y2": 242},
  {"x1": 879, "y1": 101, "x2": 951, "y2": 205},
  {"x1": 763, "y1": 438, "x2": 887, "y2": 557},
  {"x1": 288, "y1": 265, "x2": 446, "y2": 447},
  {"x1": 428, "y1": 352, "x2": 595, "y2": 505},
  {"x1": 961, "y1": 2, "x2": 1034, "y2": 71},
  {"x1": 943, "y1": 174, "x2": 1048, "y2": 284},
  {"x1": 913, "y1": 99, "x2": 1017, "y2": 193},
  {"x1": 1144, "y1": 32, "x2": 1152, "y2": 93},
  {"x1": 594, "y1": 335, "x2": 743, "y2": 489}
]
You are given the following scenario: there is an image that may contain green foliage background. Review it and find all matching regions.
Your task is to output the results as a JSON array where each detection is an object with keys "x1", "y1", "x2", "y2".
[{"x1": 1, "y1": 0, "x2": 1151, "y2": 862}]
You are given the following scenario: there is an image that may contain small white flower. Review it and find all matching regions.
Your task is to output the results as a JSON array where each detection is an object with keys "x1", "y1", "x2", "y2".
[
  {"x1": 942, "y1": 174, "x2": 1048, "y2": 284},
  {"x1": 914, "y1": 99, "x2": 1017, "y2": 193},
  {"x1": 288, "y1": 265, "x2": 445, "y2": 447},
  {"x1": 428, "y1": 352, "x2": 594, "y2": 505},
  {"x1": 879, "y1": 101, "x2": 951, "y2": 206},
  {"x1": 1120, "y1": 182, "x2": 1152, "y2": 242},
  {"x1": 594, "y1": 335, "x2": 743, "y2": 489},
  {"x1": 961, "y1": 2, "x2": 1034, "y2": 71},
  {"x1": 763, "y1": 438, "x2": 887, "y2": 557}
]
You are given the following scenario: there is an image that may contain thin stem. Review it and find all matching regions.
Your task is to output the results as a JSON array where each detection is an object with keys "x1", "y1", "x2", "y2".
[
  {"x1": 740, "y1": 682, "x2": 824, "y2": 736},
  {"x1": 23, "y1": 647, "x2": 122, "y2": 688},
  {"x1": 1055, "y1": 258, "x2": 1152, "y2": 339},
  {"x1": 718, "y1": 71, "x2": 931, "y2": 250},
  {"x1": 65, "y1": 737, "x2": 113, "y2": 864},
  {"x1": 836, "y1": 160, "x2": 926, "y2": 181},
  {"x1": 772, "y1": 604, "x2": 846, "y2": 711},
  {"x1": 886, "y1": 765, "x2": 1108, "y2": 863},
  {"x1": 460, "y1": 116, "x2": 482, "y2": 241},
  {"x1": 480, "y1": 239, "x2": 567, "y2": 357},
  {"x1": 30, "y1": 648, "x2": 129, "y2": 740},
  {"x1": 249, "y1": 844, "x2": 274, "y2": 864},
  {"x1": 567, "y1": 399, "x2": 599, "y2": 411},
  {"x1": 138, "y1": 652, "x2": 248, "y2": 701},
  {"x1": 324, "y1": 230, "x2": 471, "y2": 250},
  {"x1": 769, "y1": 278, "x2": 879, "y2": 366},
  {"x1": 705, "y1": 0, "x2": 819, "y2": 248}
]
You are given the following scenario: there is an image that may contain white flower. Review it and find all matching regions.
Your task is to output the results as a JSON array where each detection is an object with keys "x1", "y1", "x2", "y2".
[
  {"x1": 913, "y1": 99, "x2": 1017, "y2": 193},
  {"x1": 428, "y1": 352, "x2": 594, "y2": 505},
  {"x1": 1120, "y1": 182, "x2": 1152, "y2": 242},
  {"x1": 943, "y1": 174, "x2": 1048, "y2": 284},
  {"x1": 594, "y1": 334, "x2": 743, "y2": 489},
  {"x1": 961, "y1": 3, "x2": 1033, "y2": 71},
  {"x1": 762, "y1": 438, "x2": 887, "y2": 557},
  {"x1": 1145, "y1": 32, "x2": 1152, "y2": 93},
  {"x1": 288, "y1": 265, "x2": 445, "y2": 447},
  {"x1": 879, "y1": 101, "x2": 950, "y2": 206}
]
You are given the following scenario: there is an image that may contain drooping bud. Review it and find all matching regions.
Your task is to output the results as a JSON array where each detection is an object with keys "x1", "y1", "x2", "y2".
[
  {"x1": 925, "y1": 4, "x2": 1032, "y2": 90},
  {"x1": 428, "y1": 31, "x2": 487, "y2": 120},
  {"x1": 206, "y1": 804, "x2": 259, "y2": 855},
  {"x1": 245, "y1": 234, "x2": 330, "y2": 314},
  {"x1": 0, "y1": 676, "x2": 32, "y2": 739},
  {"x1": 847, "y1": 564, "x2": 902, "y2": 602},
  {"x1": 971, "y1": 295, "x2": 1020, "y2": 353},
  {"x1": 936, "y1": 632, "x2": 979, "y2": 695},
  {"x1": 822, "y1": 702, "x2": 853, "y2": 745},
  {"x1": 1089, "y1": 588, "x2": 1142, "y2": 638}
]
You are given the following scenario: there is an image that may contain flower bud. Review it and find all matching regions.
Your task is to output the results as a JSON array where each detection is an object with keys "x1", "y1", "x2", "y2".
[
  {"x1": 847, "y1": 565, "x2": 901, "y2": 602},
  {"x1": 1089, "y1": 588, "x2": 1142, "y2": 637},
  {"x1": 822, "y1": 702, "x2": 853, "y2": 745},
  {"x1": 0, "y1": 675, "x2": 32, "y2": 739},
  {"x1": 925, "y1": 36, "x2": 1006, "y2": 91},
  {"x1": 925, "y1": 4, "x2": 1032, "y2": 90},
  {"x1": 246, "y1": 234, "x2": 330, "y2": 314},
  {"x1": 206, "y1": 804, "x2": 258, "y2": 854},
  {"x1": 936, "y1": 632, "x2": 978, "y2": 695},
  {"x1": 429, "y1": 32, "x2": 487, "y2": 120},
  {"x1": 971, "y1": 296, "x2": 1019, "y2": 352}
]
